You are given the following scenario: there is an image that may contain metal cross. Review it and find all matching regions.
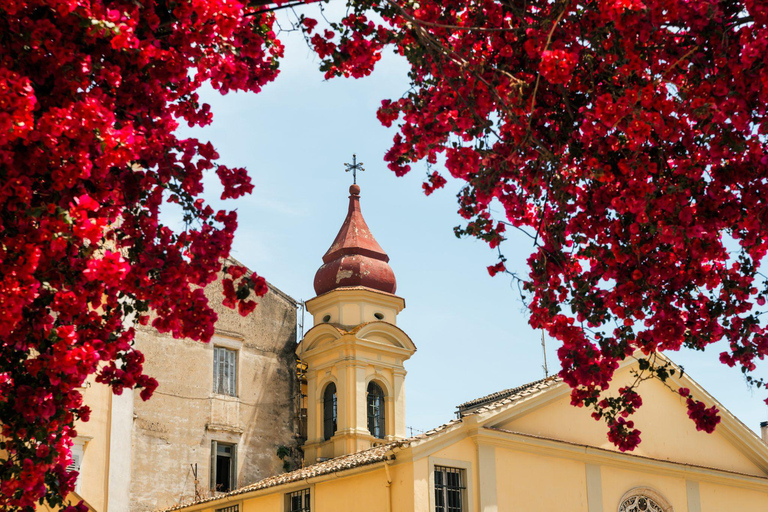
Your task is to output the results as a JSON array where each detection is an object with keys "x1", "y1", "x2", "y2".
[{"x1": 344, "y1": 154, "x2": 365, "y2": 184}]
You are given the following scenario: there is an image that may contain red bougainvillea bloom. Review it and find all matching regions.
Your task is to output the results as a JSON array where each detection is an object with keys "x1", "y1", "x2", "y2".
[
  {"x1": 299, "y1": 0, "x2": 768, "y2": 453},
  {"x1": 0, "y1": 0, "x2": 282, "y2": 509}
]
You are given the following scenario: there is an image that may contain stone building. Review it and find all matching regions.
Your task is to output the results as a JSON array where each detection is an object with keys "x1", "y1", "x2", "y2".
[{"x1": 70, "y1": 264, "x2": 300, "y2": 512}]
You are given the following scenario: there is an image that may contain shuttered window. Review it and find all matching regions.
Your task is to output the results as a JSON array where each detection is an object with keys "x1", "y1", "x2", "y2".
[
  {"x1": 67, "y1": 442, "x2": 84, "y2": 493},
  {"x1": 213, "y1": 347, "x2": 237, "y2": 397}
]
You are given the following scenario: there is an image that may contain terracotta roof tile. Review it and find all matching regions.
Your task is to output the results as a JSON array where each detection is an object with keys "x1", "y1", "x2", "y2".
[
  {"x1": 159, "y1": 377, "x2": 560, "y2": 512},
  {"x1": 457, "y1": 376, "x2": 561, "y2": 416},
  {"x1": 158, "y1": 419, "x2": 462, "y2": 512}
]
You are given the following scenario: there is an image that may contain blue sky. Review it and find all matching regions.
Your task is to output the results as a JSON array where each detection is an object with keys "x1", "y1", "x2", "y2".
[{"x1": 177, "y1": 6, "x2": 768, "y2": 436}]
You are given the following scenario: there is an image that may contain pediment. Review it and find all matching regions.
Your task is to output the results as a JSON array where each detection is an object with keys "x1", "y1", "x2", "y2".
[
  {"x1": 296, "y1": 323, "x2": 344, "y2": 354},
  {"x1": 475, "y1": 356, "x2": 768, "y2": 477},
  {"x1": 296, "y1": 321, "x2": 416, "y2": 355},
  {"x1": 355, "y1": 322, "x2": 417, "y2": 352}
]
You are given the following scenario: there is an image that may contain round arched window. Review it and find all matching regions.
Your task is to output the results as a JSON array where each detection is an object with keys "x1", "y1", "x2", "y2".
[
  {"x1": 618, "y1": 488, "x2": 671, "y2": 512},
  {"x1": 323, "y1": 382, "x2": 337, "y2": 441},
  {"x1": 367, "y1": 381, "x2": 385, "y2": 439}
]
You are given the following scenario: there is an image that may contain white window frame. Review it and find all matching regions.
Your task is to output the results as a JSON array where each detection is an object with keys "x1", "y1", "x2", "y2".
[
  {"x1": 428, "y1": 457, "x2": 474, "y2": 512},
  {"x1": 213, "y1": 346, "x2": 238, "y2": 397}
]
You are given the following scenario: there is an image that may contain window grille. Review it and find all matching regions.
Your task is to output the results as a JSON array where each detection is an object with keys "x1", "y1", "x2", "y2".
[
  {"x1": 434, "y1": 466, "x2": 465, "y2": 512},
  {"x1": 619, "y1": 495, "x2": 665, "y2": 512},
  {"x1": 287, "y1": 488, "x2": 311, "y2": 512},
  {"x1": 213, "y1": 347, "x2": 237, "y2": 396},
  {"x1": 367, "y1": 382, "x2": 385, "y2": 439},
  {"x1": 216, "y1": 506, "x2": 239, "y2": 512},
  {"x1": 323, "y1": 383, "x2": 337, "y2": 440}
]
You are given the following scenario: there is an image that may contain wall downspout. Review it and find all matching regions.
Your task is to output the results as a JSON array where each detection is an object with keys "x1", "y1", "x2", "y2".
[{"x1": 384, "y1": 460, "x2": 393, "y2": 512}]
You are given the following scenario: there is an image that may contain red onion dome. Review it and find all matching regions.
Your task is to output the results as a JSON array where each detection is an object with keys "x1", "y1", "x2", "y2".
[{"x1": 314, "y1": 185, "x2": 396, "y2": 295}]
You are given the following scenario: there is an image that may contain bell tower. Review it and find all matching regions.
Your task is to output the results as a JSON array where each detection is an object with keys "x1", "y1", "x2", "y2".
[{"x1": 297, "y1": 182, "x2": 416, "y2": 464}]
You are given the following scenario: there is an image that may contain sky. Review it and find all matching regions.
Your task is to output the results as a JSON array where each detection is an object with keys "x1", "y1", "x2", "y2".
[{"x1": 176, "y1": 5, "x2": 768, "y2": 436}]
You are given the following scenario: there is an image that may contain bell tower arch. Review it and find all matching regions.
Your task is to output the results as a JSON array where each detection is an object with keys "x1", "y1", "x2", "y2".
[{"x1": 297, "y1": 183, "x2": 416, "y2": 463}]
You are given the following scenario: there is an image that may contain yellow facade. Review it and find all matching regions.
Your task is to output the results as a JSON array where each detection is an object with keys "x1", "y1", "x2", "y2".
[
  {"x1": 299, "y1": 287, "x2": 416, "y2": 464},
  {"x1": 166, "y1": 354, "x2": 768, "y2": 512}
]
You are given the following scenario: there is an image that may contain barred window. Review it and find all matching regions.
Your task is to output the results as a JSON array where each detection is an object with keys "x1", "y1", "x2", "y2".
[
  {"x1": 367, "y1": 382, "x2": 385, "y2": 439},
  {"x1": 213, "y1": 347, "x2": 237, "y2": 397},
  {"x1": 323, "y1": 383, "x2": 337, "y2": 441},
  {"x1": 287, "y1": 488, "x2": 310, "y2": 512},
  {"x1": 434, "y1": 466, "x2": 465, "y2": 512},
  {"x1": 216, "y1": 506, "x2": 239, "y2": 512}
]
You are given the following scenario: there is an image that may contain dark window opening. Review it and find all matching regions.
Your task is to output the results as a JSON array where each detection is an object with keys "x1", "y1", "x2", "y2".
[
  {"x1": 210, "y1": 441, "x2": 237, "y2": 493},
  {"x1": 434, "y1": 466, "x2": 465, "y2": 512},
  {"x1": 367, "y1": 381, "x2": 385, "y2": 439},
  {"x1": 216, "y1": 506, "x2": 239, "y2": 512},
  {"x1": 287, "y1": 488, "x2": 311, "y2": 512},
  {"x1": 323, "y1": 383, "x2": 337, "y2": 441}
]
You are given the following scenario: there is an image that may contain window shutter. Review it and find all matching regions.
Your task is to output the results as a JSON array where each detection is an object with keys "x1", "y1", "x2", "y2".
[
  {"x1": 225, "y1": 349, "x2": 232, "y2": 396},
  {"x1": 219, "y1": 348, "x2": 225, "y2": 394},
  {"x1": 229, "y1": 349, "x2": 237, "y2": 396},
  {"x1": 210, "y1": 440, "x2": 217, "y2": 491},
  {"x1": 213, "y1": 347, "x2": 237, "y2": 397},
  {"x1": 67, "y1": 443, "x2": 84, "y2": 492},
  {"x1": 213, "y1": 348, "x2": 220, "y2": 394},
  {"x1": 231, "y1": 444, "x2": 238, "y2": 489},
  {"x1": 66, "y1": 452, "x2": 81, "y2": 473}
]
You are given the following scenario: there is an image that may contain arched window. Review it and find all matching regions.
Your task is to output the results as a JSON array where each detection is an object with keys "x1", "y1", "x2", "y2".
[
  {"x1": 367, "y1": 382, "x2": 385, "y2": 439},
  {"x1": 323, "y1": 383, "x2": 337, "y2": 441},
  {"x1": 618, "y1": 488, "x2": 671, "y2": 512}
]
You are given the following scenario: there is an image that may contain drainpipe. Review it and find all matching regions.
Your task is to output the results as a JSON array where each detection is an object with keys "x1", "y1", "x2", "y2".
[{"x1": 384, "y1": 460, "x2": 393, "y2": 512}]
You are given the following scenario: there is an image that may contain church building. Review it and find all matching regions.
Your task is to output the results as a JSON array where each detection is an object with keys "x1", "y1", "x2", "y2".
[
  {"x1": 157, "y1": 183, "x2": 768, "y2": 512},
  {"x1": 65, "y1": 179, "x2": 768, "y2": 512}
]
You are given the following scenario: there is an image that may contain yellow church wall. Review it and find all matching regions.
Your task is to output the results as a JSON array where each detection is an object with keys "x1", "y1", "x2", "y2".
[
  {"x1": 411, "y1": 455, "x2": 431, "y2": 512},
  {"x1": 74, "y1": 377, "x2": 112, "y2": 512},
  {"x1": 698, "y1": 481, "x2": 768, "y2": 511},
  {"x1": 428, "y1": 436, "x2": 477, "y2": 462},
  {"x1": 599, "y1": 465, "x2": 687, "y2": 511},
  {"x1": 390, "y1": 459, "x2": 416, "y2": 511},
  {"x1": 494, "y1": 446, "x2": 589, "y2": 512},
  {"x1": 242, "y1": 492, "x2": 282, "y2": 512},
  {"x1": 496, "y1": 364, "x2": 765, "y2": 477},
  {"x1": 314, "y1": 467, "x2": 389, "y2": 512}
]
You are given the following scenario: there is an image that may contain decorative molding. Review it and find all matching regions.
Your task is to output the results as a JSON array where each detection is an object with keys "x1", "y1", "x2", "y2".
[
  {"x1": 477, "y1": 443, "x2": 498, "y2": 512},
  {"x1": 617, "y1": 487, "x2": 673, "y2": 512},
  {"x1": 206, "y1": 423, "x2": 244, "y2": 435},
  {"x1": 213, "y1": 329, "x2": 245, "y2": 341},
  {"x1": 480, "y1": 427, "x2": 768, "y2": 493},
  {"x1": 685, "y1": 481, "x2": 702, "y2": 512},
  {"x1": 586, "y1": 464, "x2": 603, "y2": 512}
]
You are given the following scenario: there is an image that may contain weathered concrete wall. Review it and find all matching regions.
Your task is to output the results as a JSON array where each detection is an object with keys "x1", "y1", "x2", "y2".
[{"x1": 127, "y1": 273, "x2": 298, "y2": 512}]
